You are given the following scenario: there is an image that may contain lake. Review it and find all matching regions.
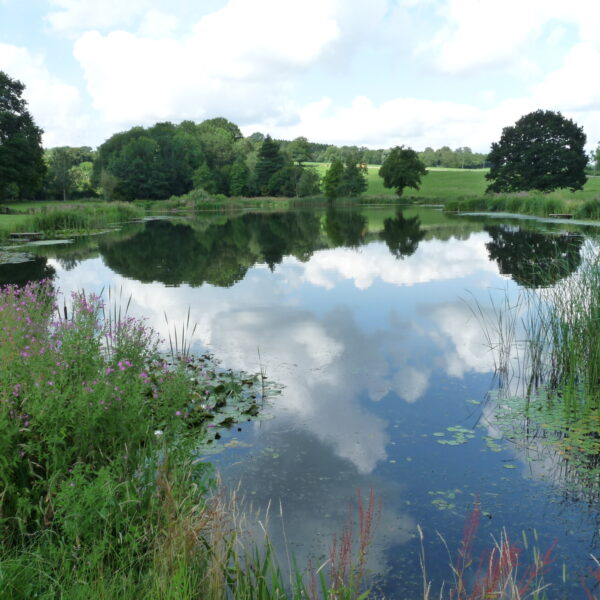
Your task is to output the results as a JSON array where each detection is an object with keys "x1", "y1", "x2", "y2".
[{"x1": 4, "y1": 205, "x2": 600, "y2": 597}]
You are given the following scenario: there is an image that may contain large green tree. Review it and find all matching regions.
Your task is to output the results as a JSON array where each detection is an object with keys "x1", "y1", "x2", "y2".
[
  {"x1": 486, "y1": 110, "x2": 588, "y2": 193},
  {"x1": 45, "y1": 146, "x2": 96, "y2": 200},
  {"x1": 287, "y1": 136, "x2": 311, "y2": 165},
  {"x1": 322, "y1": 160, "x2": 344, "y2": 201},
  {"x1": 338, "y1": 156, "x2": 367, "y2": 197},
  {"x1": 254, "y1": 135, "x2": 286, "y2": 194},
  {"x1": 378, "y1": 146, "x2": 427, "y2": 197},
  {"x1": 0, "y1": 71, "x2": 45, "y2": 200}
]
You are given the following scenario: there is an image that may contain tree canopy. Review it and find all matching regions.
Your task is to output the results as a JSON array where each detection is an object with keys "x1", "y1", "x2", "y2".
[
  {"x1": 322, "y1": 157, "x2": 367, "y2": 201},
  {"x1": 486, "y1": 110, "x2": 588, "y2": 193},
  {"x1": 378, "y1": 146, "x2": 427, "y2": 197},
  {"x1": 0, "y1": 71, "x2": 45, "y2": 201}
]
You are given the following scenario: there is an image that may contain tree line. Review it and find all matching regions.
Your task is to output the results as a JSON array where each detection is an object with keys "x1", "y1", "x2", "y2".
[{"x1": 1, "y1": 69, "x2": 598, "y2": 204}]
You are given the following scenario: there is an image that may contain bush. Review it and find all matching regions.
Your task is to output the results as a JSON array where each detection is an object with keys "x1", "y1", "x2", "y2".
[{"x1": 575, "y1": 197, "x2": 600, "y2": 220}]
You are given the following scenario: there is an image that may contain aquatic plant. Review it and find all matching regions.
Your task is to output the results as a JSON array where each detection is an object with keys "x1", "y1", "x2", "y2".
[
  {"x1": 475, "y1": 247, "x2": 600, "y2": 500},
  {"x1": 12, "y1": 202, "x2": 144, "y2": 235},
  {"x1": 420, "y1": 503, "x2": 554, "y2": 599}
]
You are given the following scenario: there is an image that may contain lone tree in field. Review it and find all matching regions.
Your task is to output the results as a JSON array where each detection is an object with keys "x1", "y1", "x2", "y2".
[
  {"x1": 486, "y1": 110, "x2": 588, "y2": 193},
  {"x1": 378, "y1": 146, "x2": 427, "y2": 198},
  {"x1": 0, "y1": 71, "x2": 45, "y2": 200}
]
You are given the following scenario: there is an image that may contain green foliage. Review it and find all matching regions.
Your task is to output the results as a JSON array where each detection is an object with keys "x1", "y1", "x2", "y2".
[
  {"x1": 378, "y1": 146, "x2": 428, "y2": 197},
  {"x1": 45, "y1": 147, "x2": 96, "y2": 201},
  {"x1": 418, "y1": 145, "x2": 489, "y2": 169},
  {"x1": 69, "y1": 161, "x2": 96, "y2": 197},
  {"x1": 0, "y1": 71, "x2": 46, "y2": 201},
  {"x1": 287, "y1": 136, "x2": 311, "y2": 165},
  {"x1": 94, "y1": 119, "x2": 241, "y2": 201},
  {"x1": 255, "y1": 135, "x2": 286, "y2": 195},
  {"x1": 24, "y1": 203, "x2": 144, "y2": 233},
  {"x1": 268, "y1": 165, "x2": 302, "y2": 196},
  {"x1": 296, "y1": 167, "x2": 321, "y2": 197},
  {"x1": 192, "y1": 163, "x2": 217, "y2": 193},
  {"x1": 46, "y1": 147, "x2": 74, "y2": 201},
  {"x1": 486, "y1": 110, "x2": 588, "y2": 193},
  {"x1": 574, "y1": 197, "x2": 600, "y2": 220},
  {"x1": 339, "y1": 158, "x2": 367, "y2": 197},
  {"x1": 444, "y1": 194, "x2": 573, "y2": 217},
  {"x1": 322, "y1": 160, "x2": 345, "y2": 201},
  {"x1": 0, "y1": 280, "x2": 377, "y2": 599},
  {"x1": 229, "y1": 159, "x2": 251, "y2": 196}
]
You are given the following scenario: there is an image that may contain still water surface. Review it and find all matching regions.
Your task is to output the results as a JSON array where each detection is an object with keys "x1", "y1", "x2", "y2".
[{"x1": 5, "y1": 206, "x2": 600, "y2": 596}]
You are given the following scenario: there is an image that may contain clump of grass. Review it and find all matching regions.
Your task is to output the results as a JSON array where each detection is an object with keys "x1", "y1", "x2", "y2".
[
  {"x1": 445, "y1": 194, "x2": 568, "y2": 217},
  {"x1": 574, "y1": 198, "x2": 600, "y2": 220},
  {"x1": 14, "y1": 202, "x2": 144, "y2": 234}
]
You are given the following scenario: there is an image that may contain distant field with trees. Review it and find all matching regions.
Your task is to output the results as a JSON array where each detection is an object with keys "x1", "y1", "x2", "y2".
[{"x1": 3, "y1": 69, "x2": 600, "y2": 230}]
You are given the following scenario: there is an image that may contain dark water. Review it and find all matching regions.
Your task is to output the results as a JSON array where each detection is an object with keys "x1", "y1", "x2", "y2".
[{"x1": 5, "y1": 206, "x2": 600, "y2": 597}]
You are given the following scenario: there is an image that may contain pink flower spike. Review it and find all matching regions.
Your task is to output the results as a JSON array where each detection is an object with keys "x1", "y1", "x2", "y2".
[{"x1": 175, "y1": 410, "x2": 182, "y2": 416}]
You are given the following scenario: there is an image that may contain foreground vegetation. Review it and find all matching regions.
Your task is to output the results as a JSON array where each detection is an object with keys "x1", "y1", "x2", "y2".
[{"x1": 0, "y1": 280, "x2": 383, "y2": 599}]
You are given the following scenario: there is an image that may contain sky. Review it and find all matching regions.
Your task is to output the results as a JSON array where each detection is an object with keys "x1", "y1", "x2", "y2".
[{"x1": 1, "y1": 0, "x2": 600, "y2": 152}]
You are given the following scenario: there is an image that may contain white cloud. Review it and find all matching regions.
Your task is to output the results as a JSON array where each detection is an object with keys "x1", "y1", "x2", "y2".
[
  {"x1": 137, "y1": 9, "x2": 180, "y2": 39},
  {"x1": 0, "y1": 43, "x2": 90, "y2": 146},
  {"x1": 423, "y1": 0, "x2": 547, "y2": 75},
  {"x1": 68, "y1": 0, "x2": 401, "y2": 136},
  {"x1": 418, "y1": 0, "x2": 600, "y2": 78},
  {"x1": 392, "y1": 366, "x2": 429, "y2": 403},
  {"x1": 301, "y1": 235, "x2": 499, "y2": 290},
  {"x1": 71, "y1": 0, "x2": 348, "y2": 129},
  {"x1": 533, "y1": 43, "x2": 600, "y2": 112},
  {"x1": 190, "y1": 0, "x2": 340, "y2": 78},
  {"x1": 427, "y1": 301, "x2": 496, "y2": 378},
  {"x1": 46, "y1": 0, "x2": 153, "y2": 36}
]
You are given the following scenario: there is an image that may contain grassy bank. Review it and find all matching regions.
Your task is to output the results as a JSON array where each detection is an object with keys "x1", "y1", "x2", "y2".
[
  {"x1": 445, "y1": 193, "x2": 600, "y2": 219},
  {"x1": 0, "y1": 202, "x2": 144, "y2": 241},
  {"x1": 0, "y1": 281, "x2": 376, "y2": 599}
]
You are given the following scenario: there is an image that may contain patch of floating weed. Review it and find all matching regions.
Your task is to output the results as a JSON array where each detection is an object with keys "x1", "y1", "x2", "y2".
[
  {"x1": 435, "y1": 425, "x2": 477, "y2": 446},
  {"x1": 428, "y1": 489, "x2": 463, "y2": 511}
]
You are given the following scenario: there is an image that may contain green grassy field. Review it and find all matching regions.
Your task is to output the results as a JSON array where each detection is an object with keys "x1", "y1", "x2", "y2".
[
  {"x1": 308, "y1": 162, "x2": 600, "y2": 203},
  {"x1": 307, "y1": 162, "x2": 489, "y2": 198}
]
